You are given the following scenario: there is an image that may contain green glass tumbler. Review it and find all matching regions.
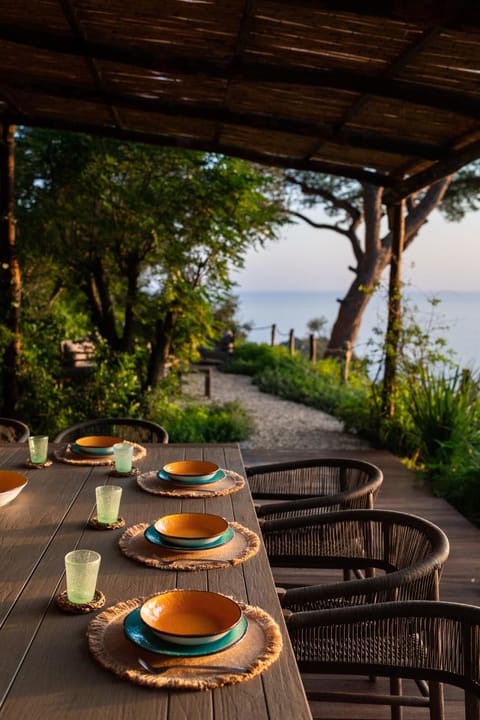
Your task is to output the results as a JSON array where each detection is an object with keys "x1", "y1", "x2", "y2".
[{"x1": 64, "y1": 549, "x2": 101, "y2": 604}]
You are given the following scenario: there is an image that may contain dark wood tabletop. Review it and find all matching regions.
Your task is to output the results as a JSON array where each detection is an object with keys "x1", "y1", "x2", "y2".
[{"x1": 0, "y1": 442, "x2": 312, "y2": 720}]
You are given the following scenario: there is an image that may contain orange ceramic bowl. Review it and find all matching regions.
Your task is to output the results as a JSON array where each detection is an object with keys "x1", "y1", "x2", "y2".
[
  {"x1": 0, "y1": 470, "x2": 28, "y2": 507},
  {"x1": 154, "y1": 512, "x2": 229, "y2": 547},
  {"x1": 139, "y1": 590, "x2": 242, "y2": 645},
  {"x1": 74, "y1": 435, "x2": 123, "y2": 455},
  {"x1": 162, "y1": 460, "x2": 219, "y2": 481}
]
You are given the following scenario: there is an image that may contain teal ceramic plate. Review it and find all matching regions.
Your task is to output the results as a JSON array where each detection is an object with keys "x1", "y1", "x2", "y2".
[
  {"x1": 157, "y1": 468, "x2": 226, "y2": 485},
  {"x1": 144, "y1": 524, "x2": 234, "y2": 550},
  {"x1": 71, "y1": 443, "x2": 114, "y2": 457},
  {"x1": 124, "y1": 608, "x2": 247, "y2": 656}
]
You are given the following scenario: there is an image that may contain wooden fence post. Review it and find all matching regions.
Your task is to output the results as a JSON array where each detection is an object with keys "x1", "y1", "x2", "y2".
[
  {"x1": 288, "y1": 329, "x2": 295, "y2": 354},
  {"x1": 270, "y1": 324, "x2": 277, "y2": 346},
  {"x1": 343, "y1": 342, "x2": 352, "y2": 382},
  {"x1": 309, "y1": 334, "x2": 317, "y2": 363}
]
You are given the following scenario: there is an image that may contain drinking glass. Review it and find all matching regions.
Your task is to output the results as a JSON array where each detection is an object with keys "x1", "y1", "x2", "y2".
[
  {"x1": 95, "y1": 485, "x2": 122, "y2": 524},
  {"x1": 64, "y1": 549, "x2": 101, "y2": 604},
  {"x1": 113, "y1": 442, "x2": 134, "y2": 473},
  {"x1": 28, "y1": 435, "x2": 49, "y2": 464}
]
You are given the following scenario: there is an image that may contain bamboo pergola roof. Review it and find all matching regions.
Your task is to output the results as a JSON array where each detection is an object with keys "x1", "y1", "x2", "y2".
[{"x1": 2, "y1": 1, "x2": 480, "y2": 201}]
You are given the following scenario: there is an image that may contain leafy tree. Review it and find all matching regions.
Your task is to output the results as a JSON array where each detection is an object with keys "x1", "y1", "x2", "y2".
[
  {"x1": 307, "y1": 316, "x2": 328, "y2": 337},
  {"x1": 14, "y1": 129, "x2": 287, "y2": 392},
  {"x1": 283, "y1": 165, "x2": 480, "y2": 361}
]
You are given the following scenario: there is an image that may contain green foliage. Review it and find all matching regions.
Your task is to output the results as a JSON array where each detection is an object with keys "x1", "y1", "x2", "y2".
[
  {"x1": 222, "y1": 342, "x2": 287, "y2": 376},
  {"x1": 407, "y1": 367, "x2": 480, "y2": 474},
  {"x1": 441, "y1": 160, "x2": 480, "y2": 222},
  {"x1": 224, "y1": 342, "x2": 372, "y2": 425},
  {"x1": 224, "y1": 335, "x2": 480, "y2": 523},
  {"x1": 397, "y1": 365, "x2": 480, "y2": 521},
  {"x1": 17, "y1": 330, "x2": 255, "y2": 443},
  {"x1": 18, "y1": 340, "x2": 144, "y2": 435},
  {"x1": 68, "y1": 344, "x2": 143, "y2": 420},
  {"x1": 149, "y1": 399, "x2": 255, "y2": 443},
  {"x1": 13, "y1": 128, "x2": 287, "y2": 397}
]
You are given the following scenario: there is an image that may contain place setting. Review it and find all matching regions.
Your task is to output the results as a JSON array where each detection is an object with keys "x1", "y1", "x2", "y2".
[
  {"x1": 54, "y1": 434, "x2": 147, "y2": 468},
  {"x1": 136, "y1": 459, "x2": 245, "y2": 497},
  {"x1": 87, "y1": 589, "x2": 283, "y2": 690},
  {"x1": 118, "y1": 511, "x2": 260, "y2": 570}
]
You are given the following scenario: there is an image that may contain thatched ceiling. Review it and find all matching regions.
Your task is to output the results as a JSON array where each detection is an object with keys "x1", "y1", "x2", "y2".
[{"x1": 1, "y1": 1, "x2": 480, "y2": 202}]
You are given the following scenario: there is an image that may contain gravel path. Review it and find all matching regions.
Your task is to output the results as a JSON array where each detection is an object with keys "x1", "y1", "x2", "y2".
[{"x1": 186, "y1": 367, "x2": 371, "y2": 451}]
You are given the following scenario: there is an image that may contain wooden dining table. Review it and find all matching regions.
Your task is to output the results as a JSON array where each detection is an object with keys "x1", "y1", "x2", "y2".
[{"x1": 0, "y1": 442, "x2": 312, "y2": 720}]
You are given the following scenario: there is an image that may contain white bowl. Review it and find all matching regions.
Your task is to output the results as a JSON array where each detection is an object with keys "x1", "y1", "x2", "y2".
[{"x1": 0, "y1": 470, "x2": 28, "y2": 507}]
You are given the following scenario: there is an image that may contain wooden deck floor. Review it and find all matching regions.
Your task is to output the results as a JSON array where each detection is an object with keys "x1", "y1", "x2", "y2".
[{"x1": 242, "y1": 447, "x2": 480, "y2": 720}]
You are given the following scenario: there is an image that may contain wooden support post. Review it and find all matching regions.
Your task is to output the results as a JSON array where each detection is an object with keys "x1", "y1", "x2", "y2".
[
  {"x1": 270, "y1": 323, "x2": 277, "y2": 346},
  {"x1": 204, "y1": 367, "x2": 211, "y2": 398},
  {"x1": 309, "y1": 334, "x2": 317, "y2": 363},
  {"x1": 288, "y1": 329, "x2": 295, "y2": 355},
  {"x1": 343, "y1": 341, "x2": 352, "y2": 383},
  {"x1": 0, "y1": 124, "x2": 20, "y2": 416},
  {"x1": 382, "y1": 200, "x2": 405, "y2": 418}
]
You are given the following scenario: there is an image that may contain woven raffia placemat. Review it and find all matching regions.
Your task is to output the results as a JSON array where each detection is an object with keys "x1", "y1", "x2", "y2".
[
  {"x1": 54, "y1": 443, "x2": 146, "y2": 466},
  {"x1": 87, "y1": 596, "x2": 283, "y2": 690},
  {"x1": 118, "y1": 521, "x2": 260, "y2": 570},
  {"x1": 136, "y1": 469, "x2": 245, "y2": 497}
]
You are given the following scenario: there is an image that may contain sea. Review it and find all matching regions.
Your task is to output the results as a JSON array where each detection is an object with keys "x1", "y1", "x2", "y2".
[{"x1": 235, "y1": 290, "x2": 480, "y2": 372}]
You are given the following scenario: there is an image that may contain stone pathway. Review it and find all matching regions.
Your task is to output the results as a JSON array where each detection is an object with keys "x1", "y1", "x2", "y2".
[{"x1": 185, "y1": 367, "x2": 371, "y2": 451}]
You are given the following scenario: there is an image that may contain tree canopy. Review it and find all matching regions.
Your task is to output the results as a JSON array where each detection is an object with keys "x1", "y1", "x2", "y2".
[
  {"x1": 14, "y1": 129, "x2": 287, "y2": 391},
  {"x1": 283, "y1": 162, "x2": 480, "y2": 363}
]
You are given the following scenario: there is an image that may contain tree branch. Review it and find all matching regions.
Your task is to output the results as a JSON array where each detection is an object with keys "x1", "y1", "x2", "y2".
[
  {"x1": 380, "y1": 176, "x2": 452, "y2": 252},
  {"x1": 285, "y1": 174, "x2": 362, "y2": 224},
  {"x1": 404, "y1": 177, "x2": 452, "y2": 249},
  {"x1": 289, "y1": 210, "x2": 354, "y2": 239}
]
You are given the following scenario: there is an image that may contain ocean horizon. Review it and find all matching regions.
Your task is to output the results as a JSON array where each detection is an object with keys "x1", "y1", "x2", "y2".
[{"x1": 236, "y1": 289, "x2": 480, "y2": 371}]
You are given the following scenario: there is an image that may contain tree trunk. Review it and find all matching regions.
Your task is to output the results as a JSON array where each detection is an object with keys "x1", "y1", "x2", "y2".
[
  {"x1": 146, "y1": 311, "x2": 177, "y2": 389},
  {"x1": 326, "y1": 267, "x2": 386, "y2": 360},
  {"x1": 121, "y1": 254, "x2": 140, "y2": 353},
  {"x1": 326, "y1": 185, "x2": 387, "y2": 360},
  {"x1": 0, "y1": 125, "x2": 21, "y2": 416},
  {"x1": 325, "y1": 178, "x2": 452, "y2": 363}
]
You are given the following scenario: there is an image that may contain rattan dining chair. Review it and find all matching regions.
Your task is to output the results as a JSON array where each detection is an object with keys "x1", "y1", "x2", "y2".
[
  {"x1": 285, "y1": 600, "x2": 480, "y2": 720},
  {"x1": 266, "y1": 509, "x2": 450, "y2": 720},
  {"x1": 53, "y1": 417, "x2": 169, "y2": 444},
  {"x1": 246, "y1": 458, "x2": 383, "y2": 520},
  {"x1": 0, "y1": 417, "x2": 30, "y2": 443},
  {"x1": 262, "y1": 506, "x2": 449, "y2": 593}
]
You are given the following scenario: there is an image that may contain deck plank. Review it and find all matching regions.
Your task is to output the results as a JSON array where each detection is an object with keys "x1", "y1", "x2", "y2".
[{"x1": 242, "y1": 447, "x2": 479, "y2": 719}]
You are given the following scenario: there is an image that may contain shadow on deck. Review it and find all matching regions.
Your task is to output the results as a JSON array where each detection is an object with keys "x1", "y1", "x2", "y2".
[{"x1": 242, "y1": 447, "x2": 480, "y2": 719}]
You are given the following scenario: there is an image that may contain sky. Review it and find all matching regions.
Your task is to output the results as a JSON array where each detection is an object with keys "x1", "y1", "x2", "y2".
[{"x1": 232, "y1": 207, "x2": 480, "y2": 293}]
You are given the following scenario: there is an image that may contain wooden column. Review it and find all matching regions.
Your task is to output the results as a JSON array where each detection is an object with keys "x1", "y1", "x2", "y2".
[
  {"x1": 0, "y1": 124, "x2": 20, "y2": 416},
  {"x1": 270, "y1": 323, "x2": 277, "y2": 347},
  {"x1": 288, "y1": 328, "x2": 295, "y2": 354},
  {"x1": 382, "y1": 199, "x2": 405, "y2": 418}
]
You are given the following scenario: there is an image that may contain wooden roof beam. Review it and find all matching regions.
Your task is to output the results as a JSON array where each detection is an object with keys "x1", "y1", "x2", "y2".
[
  {"x1": 2, "y1": 24, "x2": 480, "y2": 120},
  {"x1": 218, "y1": 0, "x2": 255, "y2": 143},
  {"x1": 58, "y1": 0, "x2": 121, "y2": 128},
  {"x1": 313, "y1": 25, "x2": 441, "y2": 163},
  {"x1": 0, "y1": 75, "x2": 448, "y2": 162},
  {"x1": 5, "y1": 111, "x2": 394, "y2": 186},
  {"x1": 384, "y1": 138, "x2": 480, "y2": 203},
  {"x1": 271, "y1": 0, "x2": 480, "y2": 29}
]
